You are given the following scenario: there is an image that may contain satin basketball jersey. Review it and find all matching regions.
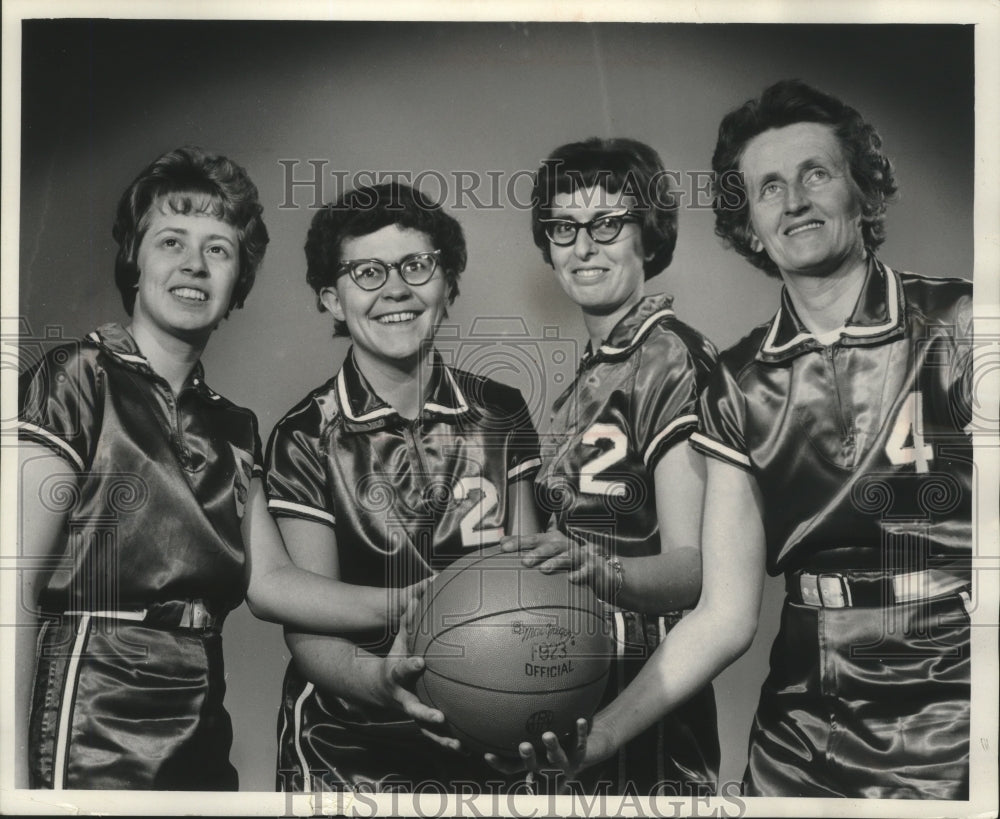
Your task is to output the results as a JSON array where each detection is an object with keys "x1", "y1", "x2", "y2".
[{"x1": 691, "y1": 260, "x2": 973, "y2": 576}]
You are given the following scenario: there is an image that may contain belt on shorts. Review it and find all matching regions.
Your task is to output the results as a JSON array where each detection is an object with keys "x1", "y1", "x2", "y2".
[
  {"x1": 786, "y1": 569, "x2": 969, "y2": 609},
  {"x1": 63, "y1": 599, "x2": 222, "y2": 630}
]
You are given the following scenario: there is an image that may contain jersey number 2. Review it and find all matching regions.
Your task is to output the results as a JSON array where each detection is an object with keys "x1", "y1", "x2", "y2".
[
  {"x1": 579, "y1": 423, "x2": 628, "y2": 497},
  {"x1": 453, "y1": 477, "x2": 503, "y2": 546},
  {"x1": 885, "y1": 392, "x2": 933, "y2": 472}
]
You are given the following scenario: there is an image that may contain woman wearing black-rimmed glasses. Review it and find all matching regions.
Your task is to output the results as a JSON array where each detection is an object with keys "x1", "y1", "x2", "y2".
[
  {"x1": 266, "y1": 182, "x2": 542, "y2": 792},
  {"x1": 492, "y1": 138, "x2": 721, "y2": 795}
]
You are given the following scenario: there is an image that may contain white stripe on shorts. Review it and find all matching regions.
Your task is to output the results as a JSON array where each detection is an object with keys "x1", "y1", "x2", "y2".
[
  {"x1": 54, "y1": 614, "x2": 91, "y2": 790},
  {"x1": 294, "y1": 682, "x2": 316, "y2": 792}
]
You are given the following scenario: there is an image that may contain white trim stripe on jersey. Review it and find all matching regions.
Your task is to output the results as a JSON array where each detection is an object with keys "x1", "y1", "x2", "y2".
[
  {"x1": 269, "y1": 498, "x2": 337, "y2": 526},
  {"x1": 425, "y1": 367, "x2": 470, "y2": 416},
  {"x1": 613, "y1": 611, "x2": 627, "y2": 662},
  {"x1": 87, "y1": 331, "x2": 148, "y2": 366},
  {"x1": 762, "y1": 265, "x2": 900, "y2": 355},
  {"x1": 54, "y1": 614, "x2": 91, "y2": 790},
  {"x1": 64, "y1": 609, "x2": 146, "y2": 620},
  {"x1": 689, "y1": 432, "x2": 751, "y2": 468},
  {"x1": 336, "y1": 371, "x2": 396, "y2": 423},
  {"x1": 643, "y1": 414, "x2": 698, "y2": 466},
  {"x1": 337, "y1": 363, "x2": 471, "y2": 420},
  {"x1": 508, "y1": 456, "x2": 542, "y2": 481},
  {"x1": 655, "y1": 616, "x2": 668, "y2": 783},
  {"x1": 293, "y1": 682, "x2": 315, "y2": 793},
  {"x1": 19, "y1": 422, "x2": 86, "y2": 471},
  {"x1": 599, "y1": 308, "x2": 676, "y2": 356}
]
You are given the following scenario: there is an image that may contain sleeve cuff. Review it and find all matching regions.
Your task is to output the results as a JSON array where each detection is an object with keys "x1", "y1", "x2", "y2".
[
  {"x1": 507, "y1": 456, "x2": 542, "y2": 482},
  {"x1": 18, "y1": 422, "x2": 85, "y2": 471},
  {"x1": 689, "y1": 431, "x2": 752, "y2": 471},
  {"x1": 642, "y1": 414, "x2": 698, "y2": 468},
  {"x1": 267, "y1": 498, "x2": 336, "y2": 527}
]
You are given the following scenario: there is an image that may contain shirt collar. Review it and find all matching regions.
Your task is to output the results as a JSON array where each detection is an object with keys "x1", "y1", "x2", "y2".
[
  {"x1": 86, "y1": 323, "x2": 217, "y2": 400},
  {"x1": 586, "y1": 293, "x2": 677, "y2": 361},
  {"x1": 335, "y1": 348, "x2": 471, "y2": 431},
  {"x1": 756, "y1": 258, "x2": 905, "y2": 363}
]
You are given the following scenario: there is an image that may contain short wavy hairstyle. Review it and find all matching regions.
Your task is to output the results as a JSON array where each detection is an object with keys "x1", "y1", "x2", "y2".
[
  {"x1": 712, "y1": 79, "x2": 897, "y2": 277},
  {"x1": 112, "y1": 146, "x2": 269, "y2": 314},
  {"x1": 305, "y1": 182, "x2": 466, "y2": 337},
  {"x1": 531, "y1": 137, "x2": 678, "y2": 279}
]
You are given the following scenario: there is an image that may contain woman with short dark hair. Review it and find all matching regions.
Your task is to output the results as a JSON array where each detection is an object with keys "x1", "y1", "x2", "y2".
[
  {"x1": 267, "y1": 182, "x2": 542, "y2": 793},
  {"x1": 493, "y1": 137, "x2": 720, "y2": 796}
]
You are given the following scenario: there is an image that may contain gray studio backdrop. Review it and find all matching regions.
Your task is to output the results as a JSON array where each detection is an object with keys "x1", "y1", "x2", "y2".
[{"x1": 17, "y1": 20, "x2": 973, "y2": 791}]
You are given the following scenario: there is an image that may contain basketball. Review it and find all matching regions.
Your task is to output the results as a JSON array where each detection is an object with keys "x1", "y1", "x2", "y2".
[{"x1": 407, "y1": 545, "x2": 613, "y2": 757}]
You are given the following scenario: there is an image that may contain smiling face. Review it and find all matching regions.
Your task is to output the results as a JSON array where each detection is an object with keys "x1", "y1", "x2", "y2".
[
  {"x1": 321, "y1": 224, "x2": 448, "y2": 372},
  {"x1": 131, "y1": 197, "x2": 239, "y2": 346},
  {"x1": 548, "y1": 186, "x2": 649, "y2": 319},
  {"x1": 740, "y1": 122, "x2": 866, "y2": 280}
]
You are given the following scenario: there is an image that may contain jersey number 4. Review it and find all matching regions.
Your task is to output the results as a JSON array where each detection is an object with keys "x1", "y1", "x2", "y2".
[
  {"x1": 579, "y1": 423, "x2": 628, "y2": 497},
  {"x1": 885, "y1": 392, "x2": 933, "y2": 472}
]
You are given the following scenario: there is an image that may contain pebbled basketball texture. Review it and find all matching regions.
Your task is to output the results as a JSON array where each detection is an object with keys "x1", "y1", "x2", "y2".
[{"x1": 407, "y1": 545, "x2": 613, "y2": 757}]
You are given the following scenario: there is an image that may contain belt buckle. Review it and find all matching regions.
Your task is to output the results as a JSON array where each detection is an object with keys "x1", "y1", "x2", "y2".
[
  {"x1": 189, "y1": 600, "x2": 212, "y2": 628},
  {"x1": 818, "y1": 573, "x2": 849, "y2": 608},
  {"x1": 799, "y1": 573, "x2": 822, "y2": 606}
]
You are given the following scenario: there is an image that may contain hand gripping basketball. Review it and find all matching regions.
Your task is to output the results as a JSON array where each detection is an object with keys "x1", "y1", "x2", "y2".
[
  {"x1": 406, "y1": 546, "x2": 613, "y2": 757},
  {"x1": 500, "y1": 531, "x2": 614, "y2": 596}
]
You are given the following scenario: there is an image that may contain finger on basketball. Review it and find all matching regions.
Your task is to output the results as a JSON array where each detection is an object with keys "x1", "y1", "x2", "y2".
[
  {"x1": 538, "y1": 554, "x2": 574, "y2": 574},
  {"x1": 520, "y1": 540, "x2": 566, "y2": 566},
  {"x1": 410, "y1": 577, "x2": 433, "y2": 602},
  {"x1": 498, "y1": 534, "x2": 522, "y2": 552},
  {"x1": 518, "y1": 741, "x2": 539, "y2": 771},
  {"x1": 541, "y1": 731, "x2": 569, "y2": 766},
  {"x1": 398, "y1": 691, "x2": 445, "y2": 724},
  {"x1": 407, "y1": 547, "x2": 612, "y2": 758},
  {"x1": 419, "y1": 726, "x2": 463, "y2": 753},
  {"x1": 401, "y1": 595, "x2": 425, "y2": 633},
  {"x1": 574, "y1": 718, "x2": 590, "y2": 753},
  {"x1": 394, "y1": 655, "x2": 424, "y2": 682},
  {"x1": 508, "y1": 534, "x2": 544, "y2": 554},
  {"x1": 484, "y1": 753, "x2": 524, "y2": 774}
]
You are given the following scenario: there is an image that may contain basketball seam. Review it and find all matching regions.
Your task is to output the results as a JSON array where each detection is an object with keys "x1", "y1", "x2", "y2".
[
  {"x1": 425, "y1": 604, "x2": 605, "y2": 643},
  {"x1": 411, "y1": 549, "x2": 504, "y2": 640},
  {"x1": 420, "y1": 666, "x2": 610, "y2": 695}
]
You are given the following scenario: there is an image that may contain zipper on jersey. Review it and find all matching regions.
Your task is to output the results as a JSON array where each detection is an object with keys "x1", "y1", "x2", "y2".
[
  {"x1": 151, "y1": 377, "x2": 194, "y2": 469},
  {"x1": 825, "y1": 345, "x2": 856, "y2": 452},
  {"x1": 402, "y1": 417, "x2": 428, "y2": 475}
]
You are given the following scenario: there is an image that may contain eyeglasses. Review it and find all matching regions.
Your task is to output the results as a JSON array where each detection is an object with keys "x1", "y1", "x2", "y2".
[
  {"x1": 538, "y1": 210, "x2": 641, "y2": 246},
  {"x1": 336, "y1": 250, "x2": 442, "y2": 291}
]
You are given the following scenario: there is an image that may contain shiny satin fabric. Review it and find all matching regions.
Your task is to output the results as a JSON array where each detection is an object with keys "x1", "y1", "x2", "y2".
[
  {"x1": 275, "y1": 671, "x2": 521, "y2": 793},
  {"x1": 267, "y1": 352, "x2": 541, "y2": 662},
  {"x1": 746, "y1": 594, "x2": 970, "y2": 798},
  {"x1": 30, "y1": 617, "x2": 237, "y2": 790},
  {"x1": 267, "y1": 351, "x2": 542, "y2": 789},
  {"x1": 18, "y1": 324, "x2": 255, "y2": 614},
  {"x1": 267, "y1": 351, "x2": 541, "y2": 599},
  {"x1": 579, "y1": 611, "x2": 719, "y2": 796},
  {"x1": 692, "y1": 262, "x2": 973, "y2": 577},
  {"x1": 534, "y1": 295, "x2": 720, "y2": 794},
  {"x1": 536, "y1": 294, "x2": 718, "y2": 555}
]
